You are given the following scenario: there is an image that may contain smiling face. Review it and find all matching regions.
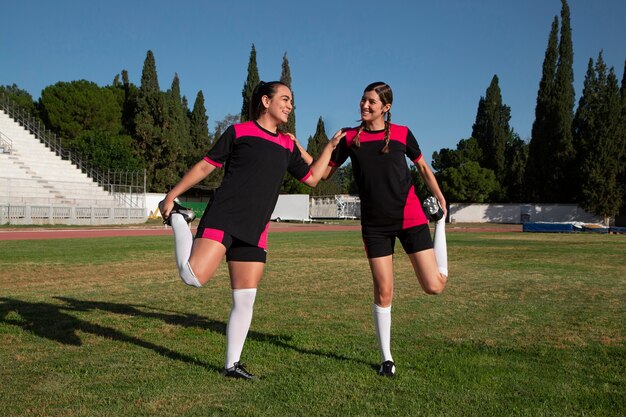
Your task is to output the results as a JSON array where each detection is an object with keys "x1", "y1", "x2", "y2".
[
  {"x1": 262, "y1": 84, "x2": 293, "y2": 125},
  {"x1": 360, "y1": 89, "x2": 391, "y2": 129}
]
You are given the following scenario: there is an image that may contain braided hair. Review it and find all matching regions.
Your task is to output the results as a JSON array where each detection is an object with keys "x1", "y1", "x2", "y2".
[{"x1": 353, "y1": 82, "x2": 393, "y2": 154}]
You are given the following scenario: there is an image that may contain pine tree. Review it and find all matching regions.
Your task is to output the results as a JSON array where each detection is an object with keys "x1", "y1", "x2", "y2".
[
  {"x1": 471, "y1": 75, "x2": 509, "y2": 183},
  {"x1": 240, "y1": 44, "x2": 260, "y2": 122},
  {"x1": 279, "y1": 52, "x2": 296, "y2": 135},
  {"x1": 573, "y1": 52, "x2": 623, "y2": 224},
  {"x1": 0, "y1": 84, "x2": 37, "y2": 114},
  {"x1": 526, "y1": 17, "x2": 559, "y2": 202}
]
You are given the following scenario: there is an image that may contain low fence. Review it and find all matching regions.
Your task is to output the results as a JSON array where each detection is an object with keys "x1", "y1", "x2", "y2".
[{"x1": 0, "y1": 204, "x2": 147, "y2": 225}]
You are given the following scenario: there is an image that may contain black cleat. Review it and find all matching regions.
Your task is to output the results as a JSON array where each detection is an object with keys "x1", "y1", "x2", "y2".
[
  {"x1": 160, "y1": 201, "x2": 196, "y2": 226},
  {"x1": 422, "y1": 196, "x2": 444, "y2": 222},
  {"x1": 378, "y1": 360, "x2": 396, "y2": 377},
  {"x1": 221, "y1": 362, "x2": 257, "y2": 380}
]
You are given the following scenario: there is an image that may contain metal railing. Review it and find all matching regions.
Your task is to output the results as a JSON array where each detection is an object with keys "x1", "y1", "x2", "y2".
[
  {"x1": 0, "y1": 130, "x2": 12, "y2": 154},
  {"x1": 0, "y1": 93, "x2": 144, "y2": 208},
  {"x1": 310, "y1": 194, "x2": 361, "y2": 219}
]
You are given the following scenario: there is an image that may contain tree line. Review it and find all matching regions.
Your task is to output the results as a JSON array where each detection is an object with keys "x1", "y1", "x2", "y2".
[
  {"x1": 1, "y1": 0, "x2": 623, "y2": 221},
  {"x1": 1, "y1": 44, "x2": 354, "y2": 197},
  {"x1": 429, "y1": 0, "x2": 625, "y2": 223}
]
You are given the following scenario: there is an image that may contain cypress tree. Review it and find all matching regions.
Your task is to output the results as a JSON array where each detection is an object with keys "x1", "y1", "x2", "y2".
[
  {"x1": 572, "y1": 58, "x2": 597, "y2": 164},
  {"x1": 189, "y1": 90, "x2": 210, "y2": 164},
  {"x1": 158, "y1": 73, "x2": 190, "y2": 189},
  {"x1": 471, "y1": 75, "x2": 509, "y2": 183},
  {"x1": 134, "y1": 50, "x2": 165, "y2": 191},
  {"x1": 306, "y1": 117, "x2": 329, "y2": 158},
  {"x1": 279, "y1": 52, "x2": 296, "y2": 135},
  {"x1": 240, "y1": 44, "x2": 260, "y2": 122},
  {"x1": 526, "y1": 1, "x2": 575, "y2": 203},
  {"x1": 307, "y1": 117, "x2": 341, "y2": 196},
  {"x1": 277, "y1": 52, "x2": 305, "y2": 194},
  {"x1": 526, "y1": 17, "x2": 559, "y2": 202},
  {"x1": 121, "y1": 69, "x2": 138, "y2": 137},
  {"x1": 619, "y1": 61, "x2": 626, "y2": 213},
  {"x1": 621, "y1": 60, "x2": 626, "y2": 139},
  {"x1": 573, "y1": 52, "x2": 623, "y2": 224},
  {"x1": 182, "y1": 96, "x2": 189, "y2": 113},
  {"x1": 551, "y1": 0, "x2": 576, "y2": 202},
  {"x1": 502, "y1": 133, "x2": 528, "y2": 203},
  {"x1": 140, "y1": 51, "x2": 160, "y2": 94}
]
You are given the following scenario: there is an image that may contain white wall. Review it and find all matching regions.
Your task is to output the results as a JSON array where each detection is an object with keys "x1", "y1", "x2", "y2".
[
  {"x1": 271, "y1": 194, "x2": 310, "y2": 221},
  {"x1": 145, "y1": 193, "x2": 166, "y2": 218},
  {"x1": 449, "y1": 203, "x2": 604, "y2": 224}
]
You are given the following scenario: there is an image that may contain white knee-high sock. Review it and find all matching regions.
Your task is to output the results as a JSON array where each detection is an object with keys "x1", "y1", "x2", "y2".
[
  {"x1": 170, "y1": 214, "x2": 202, "y2": 287},
  {"x1": 225, "y1": 288, "x2": 257, "y2": 369},
  {"x1": 433, "y1": 219, "x2": 448, "y2": 277},
  {"x1": 373, "y1": 304, "x2": 393, "y2": 363}
]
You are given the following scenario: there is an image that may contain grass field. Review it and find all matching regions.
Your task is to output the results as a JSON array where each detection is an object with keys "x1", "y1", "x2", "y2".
[{"x1": 0, "y1": 230, "x2": 625, "y2": 416}]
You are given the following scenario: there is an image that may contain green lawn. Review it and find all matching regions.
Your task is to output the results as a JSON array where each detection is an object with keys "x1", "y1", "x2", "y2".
[{"x1": 0, "y1": 231, "x2": 624, "y2": 416}]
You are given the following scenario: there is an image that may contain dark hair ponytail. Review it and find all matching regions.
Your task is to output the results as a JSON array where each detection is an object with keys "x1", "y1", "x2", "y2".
[{"x1": 249, "y1": 81, "x2": 289, "y2": 121}]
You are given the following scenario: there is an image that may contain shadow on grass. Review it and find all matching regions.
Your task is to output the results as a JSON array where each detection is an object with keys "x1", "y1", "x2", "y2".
[
  {"x1": 0, "y1": 296, "x2": 373, "y2": 370},
  {"x1": 0, "y1": 296, "x2": 221, "y2": 372}
]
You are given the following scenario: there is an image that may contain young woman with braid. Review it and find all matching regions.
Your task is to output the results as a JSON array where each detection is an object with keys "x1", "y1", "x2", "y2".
[
  {"x1": 159, "y1": 81, "x2": 345, "y2": 380},
  {"x1": 321, "y1": 81, "x2": 448, "y2": 377}
]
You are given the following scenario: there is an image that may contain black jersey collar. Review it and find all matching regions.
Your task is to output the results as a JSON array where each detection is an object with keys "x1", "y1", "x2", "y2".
[
  {"x1": 362, "y1": 126, "x2": 385, "y2": 134},
  {"x1": 254, "y1": 120, "x2": 279, "y2": 137}
]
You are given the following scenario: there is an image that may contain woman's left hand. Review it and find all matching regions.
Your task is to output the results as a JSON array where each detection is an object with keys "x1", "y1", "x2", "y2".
[{"x1": 329, "y1": 129, "x2": 347, "y2": 148}]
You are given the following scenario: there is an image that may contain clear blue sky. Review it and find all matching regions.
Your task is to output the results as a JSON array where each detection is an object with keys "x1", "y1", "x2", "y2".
[{"x1": 2, "y1": 0, "x2": 624, "y2": 163}]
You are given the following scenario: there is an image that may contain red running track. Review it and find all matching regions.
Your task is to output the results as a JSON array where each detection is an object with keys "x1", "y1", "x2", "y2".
[
  {"x1": 0, "y1": 223, "x2": 362, "y2": 241},
  {"x1": 0, "y1": 222, "x2": 520, "y2": 241}
]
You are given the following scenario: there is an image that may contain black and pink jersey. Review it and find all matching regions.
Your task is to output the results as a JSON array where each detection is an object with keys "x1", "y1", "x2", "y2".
[
  {"x1": 199, "y1": 121, "x2": 312, "y2": 248},
  {"x1": 329, "y1": 123, "x2": 428, "y2": 229}
]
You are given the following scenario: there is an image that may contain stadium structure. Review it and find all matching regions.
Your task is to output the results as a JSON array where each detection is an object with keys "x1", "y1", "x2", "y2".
[{"x1": 0, "y1": 94, "x2": 146, "y2": 225}]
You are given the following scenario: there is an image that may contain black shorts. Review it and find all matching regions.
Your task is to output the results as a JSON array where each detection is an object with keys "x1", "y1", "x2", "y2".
[
  {"x1": 196, "y1": 227, "x2": 267, "y2": 263},
  {"x1": 361, "y1": 224, "x2": 433, "y2": 258}
]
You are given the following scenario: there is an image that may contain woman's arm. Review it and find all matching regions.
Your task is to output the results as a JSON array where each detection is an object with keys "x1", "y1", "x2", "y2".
[
  {"x1": 414, "y1": 157, "x2": 447, "y2": 216},
  {"x1": 160, "y1": 159, "x2": 217, "y2": 217},
  {"x1": 322, "y1": 165, "x2": 339, "y2": 180},
  {"x1": 304, "y1": 129, "x2": 346, "y2": 187},
  {"x1": 287, "y1": 133, "x2": 314, "y2": 165}
]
